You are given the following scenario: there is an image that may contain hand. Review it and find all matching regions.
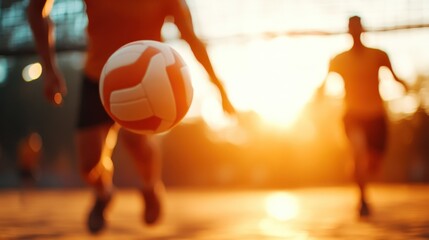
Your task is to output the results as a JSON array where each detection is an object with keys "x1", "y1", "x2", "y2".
[
  {"x1": 221, "y1": 93, "x2": 237, "y2": 115},
  {"x1": 43, "y1": 68, "x2": 67, "y2": 106},
  {"x1": 401, "y1": 80, "x2": 410, "y2": 94},
  {"x1": 211, "y1": 76, "x2": 237, "y2": 115}
]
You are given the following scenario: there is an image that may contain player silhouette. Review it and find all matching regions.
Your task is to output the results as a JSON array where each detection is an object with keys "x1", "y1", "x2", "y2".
[
  {"x1": 316, "y1": 16, "x2": 408, "y2": 217},
  {"x1": 27, "y1": 0, "x2": 236, "y2": 233}
]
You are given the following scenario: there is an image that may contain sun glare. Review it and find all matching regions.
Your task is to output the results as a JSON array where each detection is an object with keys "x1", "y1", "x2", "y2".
[
  {"x1": 176, "y1": 3, "x2": 424, "y2": 132},
  {"x1": 210, "y1": 36, "x2": 337, "y2": 129},
  {"x1": 264, "y1": 192, "x2": 300, "y2": 221},
  {"x1": 379, "y1": 67, "x2": 407, "y2": 101},
  {"x1": 325, "y1": 73, "x2": 345, "y2": 98}
]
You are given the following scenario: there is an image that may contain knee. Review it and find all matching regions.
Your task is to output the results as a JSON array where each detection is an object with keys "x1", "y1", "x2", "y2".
[
  {"x1": 79, "y1": 158, "x2": 99, "y2": 183},
  {"x1": 75, "y1": 124, "x2": 116, "y2": 186},
  {"x1": 76, "y1": 140, "x2": 105, "y2": 184},
  {"x1": 120, "y1": 129, "x2": 156, "y2": 160},
  {"x1": 120, "y1": 129, "x2": 148, "y2": 148}
]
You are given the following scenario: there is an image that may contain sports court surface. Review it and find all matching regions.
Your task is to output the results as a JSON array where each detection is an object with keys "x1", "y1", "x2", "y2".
[{"x1": 1, "y1": 184, "x2": 428, "y2": 239}]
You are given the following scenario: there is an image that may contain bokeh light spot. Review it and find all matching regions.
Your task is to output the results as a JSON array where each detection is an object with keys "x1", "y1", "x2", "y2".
[
  {"x1": 265, "y1": 192, "x2": 300, "y2": 221},
  {"x1": 0, "y1": 58, "x2": 7, "y2": 85},
  {"x1": 54, "y1": 92, "x2": 63, "y2": 105},
  {"x1": 28, "y1": 132, "x2": 43, "y2": 152},
  {"x1": 22, "y1": 62, "x2": 42, "y2": 82}
]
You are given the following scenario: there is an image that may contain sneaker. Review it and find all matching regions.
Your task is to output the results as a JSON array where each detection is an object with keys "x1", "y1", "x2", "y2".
[
  {"x1": 359, "y1": 200, "x2": 371, "y2": 217},
  {"x1": 87, "y1": 190, "x2": 113, "y2": 234},
  {"x1": 142, "y1": 184, "x2": 163, "y2": 225}
]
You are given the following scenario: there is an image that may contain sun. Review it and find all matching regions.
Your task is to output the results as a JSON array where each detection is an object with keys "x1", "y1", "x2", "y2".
[
  {"x1": 212, "y1": 36, "x2": 336, "y2": 129},
  {"x1": 172, "y1": 26, "x2": 347, "y2": 131}
]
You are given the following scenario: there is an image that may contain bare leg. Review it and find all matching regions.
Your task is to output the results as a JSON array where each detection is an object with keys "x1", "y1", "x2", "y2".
[
  {"x1": 76, "y1": 123, "x2": 119, "y2": 232},
  {"x1": 368, "y1": 151, "x2": 383, "y2": 176},
  {"x1": 347, "y1": 127, "x2": 371, "y2": 216},
  {"x1": 354, "y1": 152, "x2": 370, "y2": 216},
  {"x1": 77, "y1": 123, "x2": 118, "y2": 194},
  {"x1": 118, "y1": 129, "x2": 163, "y2": 225}
]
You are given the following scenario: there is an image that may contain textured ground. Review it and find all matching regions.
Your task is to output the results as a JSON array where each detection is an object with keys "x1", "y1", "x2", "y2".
[{"x1": 1, "y1": 184, "x2": 429, "y2": 239}]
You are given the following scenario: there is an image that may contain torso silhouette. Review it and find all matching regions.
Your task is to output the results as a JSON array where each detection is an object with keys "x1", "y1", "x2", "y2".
[
  {"x1": 84, "y1": 0, "x2": 172, "y2": 79},
  {"x1": 329, "y1": 46, "x2": 390, "y2": 116}
]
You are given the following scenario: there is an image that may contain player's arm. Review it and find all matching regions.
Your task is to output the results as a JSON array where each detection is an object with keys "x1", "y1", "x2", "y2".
[
  {"x1": 168, "y1": 0, "x2": 236, "y2": 115},
  {"x1": 381, "y1": 51, "x2": 409, "y2": 92},
  {"x1": 27, "y1": 0, "x2": 67, "y2": 105}
]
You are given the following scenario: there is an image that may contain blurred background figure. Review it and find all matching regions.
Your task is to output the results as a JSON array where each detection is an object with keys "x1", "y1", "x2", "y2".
[
  {"x1": 316, "y1": 16, "x2": 408, "y2": 217},
  {"x1": 17, "y1": 132, "x2": 43, "y2": 188},
  {"x1": 16, "y1": 132, "x2": 43, "y2": 206}
]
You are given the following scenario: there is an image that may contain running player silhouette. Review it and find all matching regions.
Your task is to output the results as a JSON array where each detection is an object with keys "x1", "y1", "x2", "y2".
[
  {"x1": 27, "y1": 0, "x2": 236, "y2": 233},
  {"x1": 317, "y1": 16, "x2": 408, "y2": 217}
]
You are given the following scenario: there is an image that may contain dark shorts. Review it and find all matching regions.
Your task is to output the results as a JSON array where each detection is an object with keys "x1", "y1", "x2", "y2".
[
  {"x1": 77, "y1": 75, "x2": 114, "y2": 129},
  {"x1": 343, "y1": 112, "x2": 388, "y2": 154},
  {"x1": 18, "y1": 168, "x2": 36, "y2": 181}
]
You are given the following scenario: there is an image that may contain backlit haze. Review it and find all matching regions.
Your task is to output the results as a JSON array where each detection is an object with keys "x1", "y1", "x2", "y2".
[
  {"x1": 163, "y1": 0, "x2": 429, "y2": 133},
  {"x1": 2, "y1": 0, "x2": 429, "y2": 188}
]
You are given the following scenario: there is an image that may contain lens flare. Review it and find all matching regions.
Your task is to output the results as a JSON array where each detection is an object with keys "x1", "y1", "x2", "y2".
[{"x1": 22, "y1": 63, "x2": 42, "y2": 82}]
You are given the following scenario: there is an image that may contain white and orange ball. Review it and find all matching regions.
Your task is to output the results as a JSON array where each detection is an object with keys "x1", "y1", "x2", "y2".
[{"x1": 99, "y1": 40, "x2": 193, "y2": 134}]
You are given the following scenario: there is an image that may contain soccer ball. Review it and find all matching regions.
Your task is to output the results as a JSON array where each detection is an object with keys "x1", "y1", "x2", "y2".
[{"x1": 99, "y1": 40, "x2": 193, "y2": 134}]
